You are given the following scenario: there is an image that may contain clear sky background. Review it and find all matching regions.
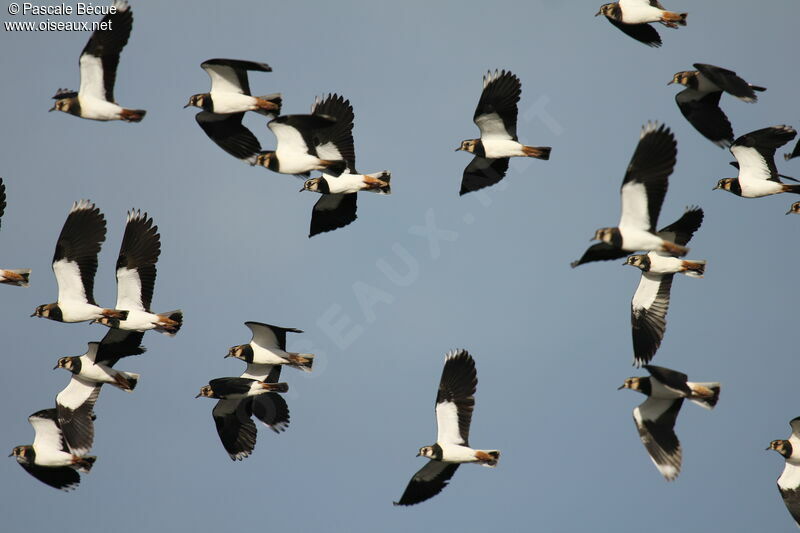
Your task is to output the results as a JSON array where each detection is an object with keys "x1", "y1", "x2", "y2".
[{"x1": 1, "y1": 1, "x2": 800, "y2": 531}]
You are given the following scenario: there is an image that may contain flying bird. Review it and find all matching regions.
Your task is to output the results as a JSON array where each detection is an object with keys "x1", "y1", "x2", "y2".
[
  {"x1": 55, "y1": 341, "x2": 140, "y2": 392},
  {"x1": 596, "y1": 0, "x2": 687, "y2": 48},
  {"x1": 623, "y1": 207, "x2": 705, "y2": 366},
  {"x1": 456, "y1": 70, "x2": 551, "y2": 195},
  {"x1": 619, "y1": 365, "x2": 719, "y2": 481},
  {"x1": 255, "y1": 114, "x2": 347, "y2": 177},
  {"x1": 49, "y1": 0, "x2": 145, "y2": 122},
  {"x1": 32, "y1": 200, "x2": 128, "y2": 323},
  {"x1": 226, "y1": 322, "x2": 314, "y2": 372},
  {"x1": 0, "y1": 178, "x2": 31, "y2": 287},
  {"x1": 713, "y1": 126, "x2": 799, "y2": 197},
  {"x1": 394, "y1": 350, "x2": 499, "y2": 506},
  {"x1": 572, "y1": 122, "x2": 686, "y2": 267},
  {"x1": 185, "y1": 58, "x2": 281, "y2": 115},
  {"x1": 768, "y1": 417, "x2": 800, "y2": 528},
  {"x1": 196, "y1": 377, "x2": 288, "y2": 400},
  {"x1": 10, "y1": 409, "x2": 96, "y2": 491},
  {"x1": 299, "y1": 94, "x2": 391, "y2": 237},
  {"x1": 210, "y1": 363, "x2": 290, "y2": 461},
  {"x1": 670, "y1": 63, "x2": 765, "y2": 148},
  {"x1": 94, "y1": 210, "x2": 182, "y2": 335}
]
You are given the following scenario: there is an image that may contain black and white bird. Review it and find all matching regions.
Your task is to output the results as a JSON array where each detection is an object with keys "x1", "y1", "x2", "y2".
[
  {"x1": 226, "y1": 322, "x2": 314, "y2": 372},
  {"x1": 670, "y1": 63, "x2": 766, "y2": 148},
  {"x1": 210, "y1": 363, "x2": 290, "y2": 461},
  {"x1": 94, "y1": 210, "x2": 182, "y2": 335},
  {"x1": 10, "y1": 409, "x2": 96, "y2": 491},
  {"x1": 0, "y1": 178, "x2": 31, "y2": 287},
  {"x1": 768, "y1": 417, "x2": 800, "y2": 528},
  {"x1": 619, "y1": 365, "x2": 720, "y2": 481},
  {"x1": 50, "y1": 1, "x2": 145, "y2": 122},
  {"x1": 185, "y1": 58, "x2": 281, "y2": 116},
  {"x1": 714, "y1": 126, "x2": 799, "y2": 197},
  {"x1": 32, "y1": 200, "x2": 128, "y2": 323},
  {"x1": 299, "y1": 94, "x2": 391, "y2": 237},
  {"x1": 53, "y1": 375, "x2": 100, "y2": 457},
  {"x1": 56, "y1": 341, "x2": 140, "y2": 392},
  {"x1": 572, "y1": 122, "x2": 687, "y2": 267},
  {"x1": 596, "y1": 0, "x2": 687, "y2": 47},
  {"x1": 623, "y1": 207, "x2": 705, "y2": 366},
  {"x1": 255, "y1": 113, "x2": 347, "y2": 177},
  {"x1": 394, "y1": 350, "x2": 499, "y2": 506},
  {"x1": 456, "y1": 70, "x2": 551, "y2": 195},
  {"x1": 196, "y1": 377, "x2": 289, "y2": 400}
]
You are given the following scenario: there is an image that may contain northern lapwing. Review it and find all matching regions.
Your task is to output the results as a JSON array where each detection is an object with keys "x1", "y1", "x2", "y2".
[
  {"x1": 300, "y1": 94, "x2": 391, "y2": 237},
  {"x1": 210, "y1": 363, "x2": 289, "y2": 461},
  {"x1": 55, "y1": 342, "x2": 140, "y2": 392},
  {"x1": 456, "y1": 70, "x2": 550, "y2": 195},
  {"x1": 768, "y1": 417, "x2": 800, "y2": 528},
  {"x1": 10, "y1": 409, "x2": 96, "y2": 491},
  {"x1": 226, "y1": 322, "x2": 314, "y2": 372},
  {"x1": 670, "y1": 63, "x2": 766, "y2": 147},
  {"x1": 54, "y1": 375, "x2": 101, "y2": 457},
  {"x1": 50, "y1": 0, "x2": 145, "y2": 122},
  {"x1": 94, "y1": 210, "x2": 182, "y2": 335},
  {"x1": 623, "y1": 207, "x2": 705, "y2": 366},
  {"x1": 255, "y1": 114, "x2": 347, "y2": 177},
  {"x1": 619, "y1": 365, "x2": 719, "y2": 481},
  {"x1": 714, "y1": 126, "x2": 799, "y2": 198},
  {"x1": 596, "y1": 0, "x2": 687, "y2": 47},
  {"x1": 0, "y1": 178, "x2": 30, "y2": 287},
  {"x1": 572, "y1": 122, "x2": 686, "y2": 267},
  {"x1": 185, "y1": 58, "x2": 281, "y2": 116},
  {"x1": 32, "y1": 201, "x2": 129, "y2": 323},
  {"x1": 394, "y1": 350, "x2": 499, "y2": 506}
]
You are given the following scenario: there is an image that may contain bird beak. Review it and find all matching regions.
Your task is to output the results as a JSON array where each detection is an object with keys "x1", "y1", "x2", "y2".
[
  {"x1": 7, "y1": 452, "x2": 12, "y2": 457},
  {"x1": 48, "y1": 105, "x2": 56, "y2": 112},
  {"x1": 667, "y1": 80, "x2": 674, "y2": 86},
  {"x1": 30, "y1": 311, "x2": 36, "y2": 317},
  {"x1": 454, "y1": 146, "x2": 462, "y2": 152},
  {"x1": 183, "y1": 103, "x2": 191, "y2": 109},
  {"x1": 195, "y1": 392, "x2": 202, "y2": 398},
  {"x1": 594, "y1": 10, "x2": 602, "y2": 16},
  {"x1": 617, "y1": 384, "x2": 625, "y2": 390},
  {"x1": 52, "y1": 364, "x2": 59, "y2": 370},
  {"x1": 415, "y1": 451, "x2": 421, "y2": 457},
  {"x1": 787, "y1": 209, "x2": 792, "y2": 215},
  {"x1": 712, "y1": 184, "x2": 720, "y2": 191},
  {"x1": 299, "y1": 187, "x2": 306, "y2": 192},
  {"x1": 766, "y1": 446, "x2": 772, "y2": 451}
]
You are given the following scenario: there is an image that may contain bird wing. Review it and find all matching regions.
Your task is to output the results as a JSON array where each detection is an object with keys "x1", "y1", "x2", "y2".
[
  {"x1": 201, "y1": 58, "x2": 271, "y2": 96},
  {"x1": 459, "y1": 157, "x2": 509, "y2": 196},
  {"x1": 78, "y1": 0, "x2": 133, "y2": 102},
  {"x1": 732, "y1": 126, "x2": 797, "y2": 184},
  {"x1": 393, "y1": 461, "x2": 460, "y2": 506},
  {"x1": 212, "y1": 399, "x2": 257, "y2": 461},
  {"x1": 633, "y1": 397, "x2": 683, "y2": 480},
  {"x1": 52, "y1": 200, "x2": 106, "y2": 306},
  {"x1": 473, "y1": 70, "x2": 520, "y2": 141},
  {"x1": 0, "y1": 178, "x2": 5, "y2": 228},
  {"x1": 435, "y1": 350, "x2": 477, "y2": 447},
  {"x1": 268, "y1": 115, "x2": 338, "y2": 159},
  {"x1": 115, "y1": 210, "x2": 160, "y2": 312},
  {"x1": 245, "y1": 321, "x2": 302, "y2": 351},
  {"x1": 643, "y1": 365, "x2": 691, "y2": 395},
  {"x1": 656, "y1": 207, "x2": 703, "y2": 247},
  {"x1": 693, "y1": 63, "x2": 761, "y2": 102},
  {"x1": 631, "y1": 272, "x2": 673, "y2": 366},
  {"x1": 619, "y1": 123, "x2": 676, "y2": 232},
  {"x1": 309, "y1": 192, "x2": 358, "y2": 237},
  {"x1": 675, "y1": 90, "x2": 733, "y2": 148},
  {"x1": 570, "y1": 242, "x2": 630, "y2": 268},
  {"x1": 195, "y1": 112, "x2": 261, "y2": 164},
  {"x1": 95, "y1": 328, "x2": 145, "y2": 367},
  {"x1": 29, "y1": 409, "x2": 68, "y2": 453},
  {"x1": 251, "y1": 393, "x2": 290, "y2": 433},
  {"x1": 17, "y1": 462, "x2": 81, "y2": 491},
  {"x1": 604, "y1": 17, "x2": 662, "y2": 48},
  {"x1": 310, "y1": 94, "x2": 356, "y2": 171},
  {"x1": 55, "y1": 376, "x2": 101, "y2": 456}
]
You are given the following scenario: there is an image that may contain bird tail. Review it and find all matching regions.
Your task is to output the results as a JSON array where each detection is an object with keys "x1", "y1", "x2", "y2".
[
  {"x1": 0, "y1": 269, "x2": 31, "y2": 287},
  {"x1": 286, "y1": 353, "x2": 315, "y2": 372},
  {"x1": 155, "y1": 310, "x2": 183, "y2": 336},
  {"x1": 365, "y1": 171, "x2": 392, "y2": 194},
  {"x1": 681, "y1": 260, "x2": 706, "y2": 278},
  {"x1": 73, "y1": 455, "x2": 97, "y2": 472},
  {"x1": 322, "y1": 160, "x2": 347, "y2": 177},
  {"x1": 120, "y1": 108, "x2": 146, "y2": 122},
  {"x1": 522, "y1": 145, "x2": 551, "y2": 160},
  {"x1": 688, "y1": 382, "x2": 721, "y2": 410},
  {"x1": 254, "y1": 93, "x2": 282, "y2": 116},
  {"x1": 101, "y1": 309, "x2": 129, "y2": 321},
  {"x1": 260, "y1": 382, "x2": 289, "y2": 393},
  {"x1": 113, "y1": 371, "x2": 140, "y2": 392},
  {"x1": 475, "y1": 450, "x2": 501, "y2": 467},
  {"x1": 783, "y1": 184, "x2": 800, "y2": 195},
  {"x1": 661, "y1": 11, "x2": 687, "y2": 26}
]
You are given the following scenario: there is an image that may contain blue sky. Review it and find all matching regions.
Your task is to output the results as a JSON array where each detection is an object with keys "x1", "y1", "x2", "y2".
[{"x1": 2, "y1": 1, "x2": 800, "y2": 531}]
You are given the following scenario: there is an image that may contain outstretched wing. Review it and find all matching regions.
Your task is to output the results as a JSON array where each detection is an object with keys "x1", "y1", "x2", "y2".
[
  {"x1": 78, "y1": 0, "x2": 134, "y2": 102},
  {"x1": 435, "y1": 350, "x2": 477, "y2": 446},
  {"x1": 474, "y1": 70, "x2": 520, "y2": 141},
  {"x1": 393, "y1": 461, "x2": 460, "y2": 506}
]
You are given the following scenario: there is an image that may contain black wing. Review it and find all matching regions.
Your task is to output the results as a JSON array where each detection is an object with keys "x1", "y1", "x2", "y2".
[
  {"x1": 196, "y1": 112, "x2": 262, "y2": 164},
  {"x1": 605, "y1": 17, "x2": 662, "y2": 47},
  {"x1": 393, "y1": 461, "x2": 460, "y2": 506},
  {"x1": 634, "y1": 397, "x2": 683, "y2": 480},
  {"x1": 80, "y1": 2, "x2": 134, "y2": 102},
  {"x1": 733, "y1": 126, "x2": 797, "y2": 182},
  {"x1": 209, "y1": 377, "x2": 257, "y2": 397},
  {"x1": 212, "y1": 398, "x2": 257, "y2": 461},
  {"x1": 631, "y1": 273, "x2": 674, "y2": 366},
  {"x1": 644, "y1": 365, "x2": 691, "y2": 395},
  {"x1": 311, "y1": 94, "x2": 356, "y2": 172},
  {"x1": 18, "y1": 462, "x2": 81, "y2": 491},
  {"x1": 53, "y1": 201, "x2": 107, "y2": 305},
  {"x1": 251, "y1": 393, "x2": 290, "y2": 433},
  {"x1": 268, "y1": 114, "x2": 339, "y2": 159},
  {"x1": 201, "y1": 58, "x2": 272, "y2": 96},
  {"x1": 116, "y1": 210, "x2": 160, "y2": 311},
  {"x1": 436, "y1": 350, "x2": 477, "y2": 446},
  {"x1": 570, "y1": 242, "x2": 630, "y2": 268},
  {"x1": 693, "y1": 63, "x2": 764, "y2": 102},
  {"x1": 310, "y1": 193, "x2": 357, "y2": 237},
  {"x1": 0, "y1": 177, "x2": 5, "y2": 226},
  {"x1": 675, "y1": 90, "x2": 733, "y2": 148},
  {"x1": 780, "y1": 488, "x2": 800, "y2": 527},
  {"x1": 460, "y1": 157, "x2": 509, "y2": 196},
  {"x1": 96, "y1": 328, "x2": 145, "y2": 367},
  {"x1": 55, "y1": 377, "x2": 101, "y2": 456},
  {"x1": 657, "y1": 207, "x2": 703, "y2": 247},
  {"x1": 474, "y1": 70, "x2": 521, "y2": 140}
]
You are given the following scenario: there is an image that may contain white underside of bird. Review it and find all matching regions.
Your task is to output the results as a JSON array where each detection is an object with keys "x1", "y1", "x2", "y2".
[
  {"x1": 208, "y1": 91, "x2": 261, "y2": 114},
  {"x1": 481, "y1": 139, "x2": 526, "y2": 159},
  {"x1": 618, "y1": 0, "x2": 671, "y2": 23}
]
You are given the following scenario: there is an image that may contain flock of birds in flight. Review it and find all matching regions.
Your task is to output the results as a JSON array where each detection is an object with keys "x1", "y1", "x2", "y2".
[{"x1": 5, "y1": 0, "x2": 800, "y2": 520}]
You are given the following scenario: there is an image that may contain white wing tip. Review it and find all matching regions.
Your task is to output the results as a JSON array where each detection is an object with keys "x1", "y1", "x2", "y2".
[
  {"x1": 113, "y1": 0, "x2": 130, "y2": 12},
  {"x1": 640, "y1": 121, "x2": 667, "y2": 138},
  {"x1": 444, "y1": 349, "x2": 470, "y2": 361},
  {"x1": 70, "y1": 199, "x2": 95, "y2": 213},
  {"x1": 126, "y1": 208, "x2": 148, "y2": 223},
  {"x1": 482, "y1": 69, "x2": 514, "y2": 88}
]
